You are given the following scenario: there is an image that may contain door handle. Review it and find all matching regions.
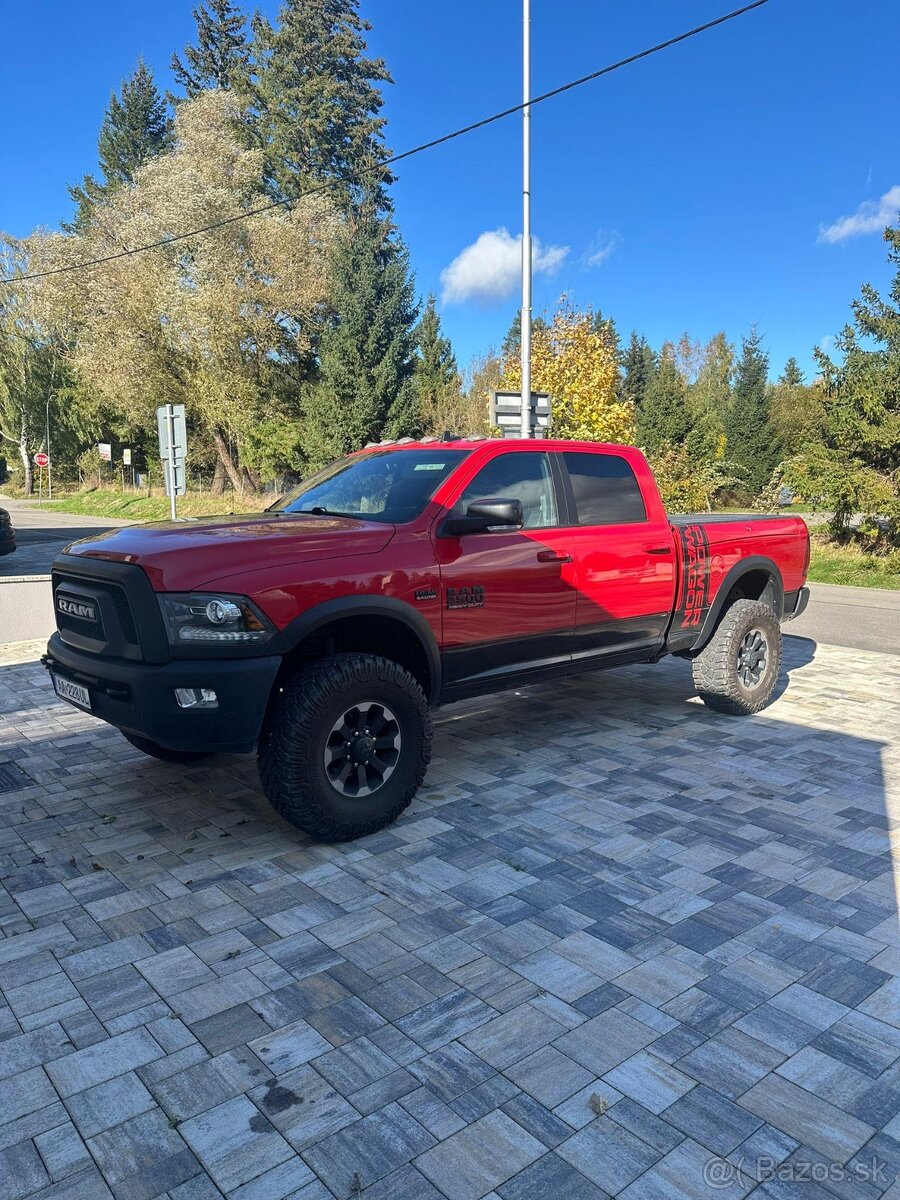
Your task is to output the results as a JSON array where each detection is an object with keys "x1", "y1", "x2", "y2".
[
  {"x1": 643, "y1": 545, "x2": 673, "y2": 555},
  {"x1": 536, "y1": 550, "x2": 573, "y2": 564}
]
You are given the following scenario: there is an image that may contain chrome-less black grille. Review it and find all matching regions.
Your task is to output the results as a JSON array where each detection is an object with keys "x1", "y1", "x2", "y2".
[
  {"x1": 53, "y1": 571, "x2": 142, "y2": 659},
  {"x1": 50, "y1": 556, "x2": 170, "y2": 664},
  {"x1": 109, "y1": 586, "x2": 138, "y2": 643}
]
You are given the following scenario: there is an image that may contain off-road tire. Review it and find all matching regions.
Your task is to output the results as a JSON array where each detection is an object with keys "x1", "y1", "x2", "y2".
[
  {"x1": 122, "y1": 732, "x2": 211, "y2": 763},
  {"x1": 258, "y1": 653, "x2": 432, "y2": 842},
  {"x1": 692, "y1": 598, "x2": 782, "y2": 715}
]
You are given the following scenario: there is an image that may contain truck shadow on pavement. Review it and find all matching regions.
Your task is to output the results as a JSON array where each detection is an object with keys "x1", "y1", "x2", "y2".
[{"x1": 0, "y1": 636, "x2": 898, "y2": 1198}]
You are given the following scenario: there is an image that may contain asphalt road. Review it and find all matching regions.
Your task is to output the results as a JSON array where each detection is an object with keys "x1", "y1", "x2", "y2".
[
  {"x1": 0, "y1": 497, "x2": 127, "y2": 642},
  {"x1": 788, "y1": 582, "x2": 900, "y2": 656},
  {"x1": 1, "y1": 497, "x2": 898, "y2": 654}
]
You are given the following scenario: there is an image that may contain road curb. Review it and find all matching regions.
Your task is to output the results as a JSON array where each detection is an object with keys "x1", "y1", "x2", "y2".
[{"x1": 0, "y1": 574, "x2": 52, "y2": 584}]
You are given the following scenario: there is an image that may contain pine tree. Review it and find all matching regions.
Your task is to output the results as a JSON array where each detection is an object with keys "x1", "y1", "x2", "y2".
[
  {"x1": 172, "y1": 0, "x2": 251, "y2": 96},
  {"x1": 724, "y1": 328, "x2": 775, "y2": 494},
  {"x1": 636, "y1": 346, "x2": 690, "y2": 452},
  {"x1": 779, "y1": 356, "x2": 805, "y2": 387},
  {"x1": 66, "y1": 61, "x2": 172, "y2": 232},
  {"x1": 250, "y1": 0, "x2": 391, "y2": 208},
  {"x1": 621, "y1": 331, "x2": 657, "y2": 407},
  {"x1": 305, "y1": 198, "x2": 419, "y2": 465},
  {"x1": 414, "y1": 294, "x2": 458, "y2": 422},
  {"x1": 500, "y1": 310, "x2": 549, "y2": 359},
  {"x1": 770, "y1": 356, "x2": 823, "y2": 458}
]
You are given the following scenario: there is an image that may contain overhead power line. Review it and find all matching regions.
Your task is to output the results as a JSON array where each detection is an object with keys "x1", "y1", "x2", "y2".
[{"x1": 2, "y1": 0, "x2": 771, "y2": 286}]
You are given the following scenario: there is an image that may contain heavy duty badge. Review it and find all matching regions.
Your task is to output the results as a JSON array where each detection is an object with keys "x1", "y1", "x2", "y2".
[{"x1": 446, "y1": 585, "x2": 484, "y2": 610}]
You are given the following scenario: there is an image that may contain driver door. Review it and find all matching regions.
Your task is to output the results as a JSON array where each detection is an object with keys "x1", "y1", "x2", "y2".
[{"x1": 434, "y1": 450, "x2": 575, "y2": 694}]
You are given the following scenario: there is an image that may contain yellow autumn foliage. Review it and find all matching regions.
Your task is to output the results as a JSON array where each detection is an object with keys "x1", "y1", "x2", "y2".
[{"x1": 502, "y1": 309, "x2": 635, "y2": 443}]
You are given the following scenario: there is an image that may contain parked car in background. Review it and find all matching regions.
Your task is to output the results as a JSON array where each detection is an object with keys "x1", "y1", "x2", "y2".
[
  {"x1": 45, "y1": 438, "x2": 810, "y2": 841},
  {"x1": 0, "y1": 508, "x2": 16, "y2": 556}
]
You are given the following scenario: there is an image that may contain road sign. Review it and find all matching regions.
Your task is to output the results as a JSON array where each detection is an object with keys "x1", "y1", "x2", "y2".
[
  {"x1": 34, "y1": 452, "x2": 49, "y2": 468},
  {"x1": 123, "y1": 448, "x2": 132, "y2": 467},
  {"x1": 157, "y1": 404, "x2": 187, "y2": 518},
  {"x1": 98, "y1": 442, "x2": 112, "y2": 462},
  {"x1": 163, "y1": 459, "x2": 187, "y2": 497},
  {"x1": 157, "y1": 405, "x2": 186, "y2": 459},
  {"x1": 489, "y1": 391, "x2": 551, "y2": 437}
]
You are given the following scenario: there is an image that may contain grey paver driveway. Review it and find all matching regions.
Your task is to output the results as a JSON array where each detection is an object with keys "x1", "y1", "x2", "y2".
[{"x1": 0, "y1": 633, "x2": 898, "y2": 1200}]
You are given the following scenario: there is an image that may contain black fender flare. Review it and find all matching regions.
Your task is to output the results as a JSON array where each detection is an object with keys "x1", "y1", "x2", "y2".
[
  {"x1": 271, "y1": 595, "x2": 442, "y2": 700},
  {"x1": 691, "y1": 555, "x2": 784, "y2": 652}
]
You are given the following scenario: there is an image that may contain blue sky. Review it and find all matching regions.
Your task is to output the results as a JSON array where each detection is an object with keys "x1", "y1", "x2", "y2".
[{"x1": 2, "y1": 0, "x2": 898, "y2": 380}]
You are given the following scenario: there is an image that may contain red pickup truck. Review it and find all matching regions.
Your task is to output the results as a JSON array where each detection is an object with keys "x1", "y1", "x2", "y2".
[{"x1": 45, "y1": 438, "x2": 810, "y2": 841}]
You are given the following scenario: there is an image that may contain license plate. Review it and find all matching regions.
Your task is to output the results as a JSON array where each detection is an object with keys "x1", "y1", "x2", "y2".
[{"x1": 51, "y1": 673, "x2": 92, "y2": 712}]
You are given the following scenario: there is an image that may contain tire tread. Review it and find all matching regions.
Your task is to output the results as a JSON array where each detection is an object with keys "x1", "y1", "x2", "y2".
[
  {"x1": 692, "y1": 598, "x2": 782, "y2": 715},
  {"x1": 258, "y1": 652, "x2": 431, "y2": 841}
]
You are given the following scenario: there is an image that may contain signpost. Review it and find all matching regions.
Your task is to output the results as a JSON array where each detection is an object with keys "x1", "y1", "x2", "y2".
[
  {"x1": 34, "y1": 452, "x2": 50, "y2": 507},
  {"x1": 157, "y1": 404, "x2": 187, "y2": 519},
  {"x1": 97, "y1": 442, "x2": 111, "y2": 462},
  {"x1": 490, "y1": 390, "x2": 551, "y2": 437}
]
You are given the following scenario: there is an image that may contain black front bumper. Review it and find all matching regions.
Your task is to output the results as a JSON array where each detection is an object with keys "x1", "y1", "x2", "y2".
[
  {"x1": 45, "y1": 632, "x2": 281, "y2": 753},
  {"x1": 0, "y1": 529, "x2": 15, "y2": 556}
]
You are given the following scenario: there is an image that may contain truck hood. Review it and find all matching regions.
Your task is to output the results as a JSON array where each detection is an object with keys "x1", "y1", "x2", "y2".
[{"x1": 61, "y1": 512, "x2": 396, "y2": 591}]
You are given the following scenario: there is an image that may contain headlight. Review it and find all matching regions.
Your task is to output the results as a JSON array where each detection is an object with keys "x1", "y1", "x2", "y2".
[{"x1": 159, "y1": 593, "x2": 276, "y2": 646}]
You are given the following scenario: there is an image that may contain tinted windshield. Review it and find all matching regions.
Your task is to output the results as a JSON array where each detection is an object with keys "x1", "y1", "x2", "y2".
[{"x1": 272, "y1": 449, "x2": 470, "y2": 523}]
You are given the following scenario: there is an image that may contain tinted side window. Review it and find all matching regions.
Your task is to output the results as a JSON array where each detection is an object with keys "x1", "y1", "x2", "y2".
[
  {"x1": 459, "y1": 452, "x2": 558, "y2": 529},
  {"x1": 563, "y1": 452, "x2": 647, "y2": 525}
]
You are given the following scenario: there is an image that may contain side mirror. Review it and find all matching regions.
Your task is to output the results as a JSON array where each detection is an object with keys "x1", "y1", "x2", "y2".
[{"x1": 443, "y1": 497, "x2": 524, "y2": 536}]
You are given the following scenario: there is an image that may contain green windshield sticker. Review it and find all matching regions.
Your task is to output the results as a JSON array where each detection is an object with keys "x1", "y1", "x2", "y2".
[{"x1": 413, "y1": 463, "x2": 446, "y2": 470}]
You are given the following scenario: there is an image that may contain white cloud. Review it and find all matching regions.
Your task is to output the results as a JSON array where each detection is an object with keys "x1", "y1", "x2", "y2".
[
  {"x1": 818, "y1": 185, "x2": 900, "y2": 244},
  {"x1": 584, "y1": 231, "x2": 620, "y2": 268},
  {"x1": 819, "y1": 335, "x2": 835, "y2": 353},
  {"x1": 440, "y1": 227, "x2": 569, "y2": 304}
]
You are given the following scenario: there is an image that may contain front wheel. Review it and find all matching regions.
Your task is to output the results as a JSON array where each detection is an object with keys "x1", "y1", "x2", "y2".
[
  {"x1": 692, "y1": 598, "x2": 782, "y2": 715},
  {"x1": 258, "y1": 653, "x2": 432, "y2": 841}
]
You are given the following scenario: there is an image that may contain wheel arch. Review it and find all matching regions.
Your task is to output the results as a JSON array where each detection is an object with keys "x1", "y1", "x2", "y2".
[
  {"x1": 271, "y1": 596, "x2": 441, "y2": 702},
  {"x1": 692, "y1": 555, "x2": 784, "y2": 653}
]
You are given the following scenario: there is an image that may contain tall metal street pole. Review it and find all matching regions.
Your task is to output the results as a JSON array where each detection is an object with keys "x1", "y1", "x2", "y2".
[{"x1": 520, "y1": 0, "x2": 532, "y2": 438}]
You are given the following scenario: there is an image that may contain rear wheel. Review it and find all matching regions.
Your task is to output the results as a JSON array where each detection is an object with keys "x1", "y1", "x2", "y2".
[
  {"x1": 258, "y1": 652, "x2": 431, "y2": 841},
  {"x1": 692, "y1": 598, "x2": 782, "y2": 715},
  {"x1": 122, "y1": 732, "x2": 211, "y2": 763}
]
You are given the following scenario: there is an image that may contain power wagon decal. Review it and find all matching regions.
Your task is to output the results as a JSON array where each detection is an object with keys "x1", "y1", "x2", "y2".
[{"x1": 676, "y1": 523, "x2": 711, "y2": 630}]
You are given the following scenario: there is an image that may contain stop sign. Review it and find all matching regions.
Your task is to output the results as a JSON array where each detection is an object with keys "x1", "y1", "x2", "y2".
[{"x1": 34, "y1": 452, "x2": 49, "y2": 468}]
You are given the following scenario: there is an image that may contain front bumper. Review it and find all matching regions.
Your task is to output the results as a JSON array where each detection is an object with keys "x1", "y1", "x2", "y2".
[
  {"x1": 44, "y1": 631, "x2": 281, "y2": 753},
  {"x1": 0, "y1": 529, "x2": 15, "y2": 556}
]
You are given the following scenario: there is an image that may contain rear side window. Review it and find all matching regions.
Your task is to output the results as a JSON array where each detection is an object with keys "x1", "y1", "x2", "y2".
[{"x1": 563, "y1": 451, "x2": 647, "y2": 525}]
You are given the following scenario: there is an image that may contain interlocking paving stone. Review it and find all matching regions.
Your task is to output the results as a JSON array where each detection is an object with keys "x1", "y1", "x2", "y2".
[
  {"x1": 301, "y1": 1102, "x2": 436, "y2": 1195},
  {"x1": 45, "y1": 1028, "x2": 163, "y2": 1098},
  {"x1": 553, "y1": 1007, "x2": 659, "y2": 1076},
  {"x1": 1, "y1": 639, "x2": 898, "y2": 1199},
  {"x1": 178, "y1": 1095, "x2": 294, "y2": 1193},
  {"x1": 738, "y1": 1073, "x2": 876, "y2": 1160},
  {"x1": 502, "y1": 1045, "x2": 595, "y2": 1108},
  {"x1": 497, "y1": 1150, "x2": 609, "y2": 1200},
  {"x1": 85, "y1": 1108, "x2": 199, "y2": 1199},
  {"x1": 557, "y1": 1116, "x2": 661, "y2": 1193},
  {"x1": 415, "y1": 1110, "x2": 544, "y2": 1200}
]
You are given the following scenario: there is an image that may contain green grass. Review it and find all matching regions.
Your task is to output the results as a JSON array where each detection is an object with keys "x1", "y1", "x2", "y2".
[
  {"x1": 33, "y1": 489, "x2": 270, "y2": 521},
  {"x1": 807, "y1": 539, "x2": 900, "y2": 589}
]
